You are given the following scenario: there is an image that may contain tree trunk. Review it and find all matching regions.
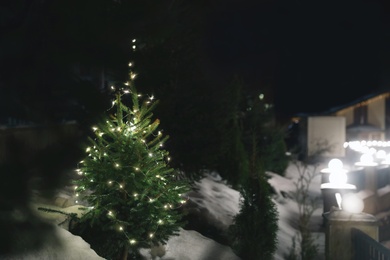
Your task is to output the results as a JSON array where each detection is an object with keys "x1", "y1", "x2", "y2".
[{"x1": 120, "y1": 245, "x2": 128, "y2": 260}]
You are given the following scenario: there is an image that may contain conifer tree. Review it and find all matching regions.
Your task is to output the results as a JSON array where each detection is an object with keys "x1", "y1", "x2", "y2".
[{"x1": 72, "y1": 70, "x2": 190, "y2": 259}]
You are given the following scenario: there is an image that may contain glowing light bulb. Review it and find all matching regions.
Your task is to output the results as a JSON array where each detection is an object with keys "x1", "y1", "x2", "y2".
[
  {"x1": 341, "y1": 193, "x2": 364, "y2": 213},
  {"x1": 376, "y1": 150, "x2": 386, "y2": 160},
  {"x1": 328, "y1": 158, "x2": 343, "y2": 171},
  {"x1": 329, "y1": 171, "x2": 348, "y2": 185}
]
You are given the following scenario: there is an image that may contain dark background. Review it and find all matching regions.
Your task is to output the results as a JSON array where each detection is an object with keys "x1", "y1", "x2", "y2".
[{"x1": 205, "y1": 0, "x2": 390, "y2": 119}]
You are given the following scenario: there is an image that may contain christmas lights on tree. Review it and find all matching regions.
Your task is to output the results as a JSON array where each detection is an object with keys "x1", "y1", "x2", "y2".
[{"x1": 72, "y1": 65, "x2": 190, "y2": 259}]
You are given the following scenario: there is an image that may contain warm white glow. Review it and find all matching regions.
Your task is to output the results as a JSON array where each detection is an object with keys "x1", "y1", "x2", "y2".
[
  {"x1": 376, "y1": 150, "x2": 387, "y2": 160},
  {"x1": 329, "y1": 171, "x2": 348, "y2": 185},
  {"x1": 360, "y1": 153, "x2": 374, "y2": 164},
  {"x1": 341, "y1": 193, "x2": 364, "y2": 213},
  {"x1": 328, "y1": 159, "x2": 343, "y2": 171}
]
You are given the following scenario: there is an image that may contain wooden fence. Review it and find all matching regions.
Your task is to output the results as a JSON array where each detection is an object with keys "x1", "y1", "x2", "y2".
[{"x1": 352, "y1": 228, "x2": 390, "y2": 260}]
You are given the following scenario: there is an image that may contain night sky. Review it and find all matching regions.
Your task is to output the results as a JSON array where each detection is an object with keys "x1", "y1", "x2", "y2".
[{"x1": 205, "y1": 1, "x2": 390, "y2": 119}]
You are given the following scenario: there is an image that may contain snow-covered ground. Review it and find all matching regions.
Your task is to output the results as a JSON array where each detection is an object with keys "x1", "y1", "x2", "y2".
[{"x1": 2, "y1": 161, "x2": 328, "y2": 260}]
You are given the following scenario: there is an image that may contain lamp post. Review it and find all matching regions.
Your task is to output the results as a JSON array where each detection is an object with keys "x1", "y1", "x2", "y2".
[
  {"x1": 355, "y1": 153, "x2": 378, "y2": 192},
  {"x1": 320, "y1": 159, "x2": 356, "y2": 215}
]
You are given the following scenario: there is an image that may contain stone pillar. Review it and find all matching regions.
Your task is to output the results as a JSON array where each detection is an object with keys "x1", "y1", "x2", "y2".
[
  {"x1": 363, "y1": 165, "x2": 377, "y2": 193},
  {"x1": 323, "y1": 209, "x2": 378, "y2": 260},
  {"x1": 362, "y1": 165, "x2": 379, "y2": 214}
]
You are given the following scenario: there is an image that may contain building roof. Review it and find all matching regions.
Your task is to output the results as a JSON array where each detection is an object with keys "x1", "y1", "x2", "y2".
[{"x1": 293, "y1": 89, "x2": 390, "y2": 119}]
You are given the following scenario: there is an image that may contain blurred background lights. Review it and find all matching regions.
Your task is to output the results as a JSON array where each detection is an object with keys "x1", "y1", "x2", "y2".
[{"x1": 360, "y1": 153, "x2": 374, "y2": 164}]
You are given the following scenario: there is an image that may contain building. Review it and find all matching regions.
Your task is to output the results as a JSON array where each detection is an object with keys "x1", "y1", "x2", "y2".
[{"x1": 290, "y1": 89, "x2": 390, "y2": 159}]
